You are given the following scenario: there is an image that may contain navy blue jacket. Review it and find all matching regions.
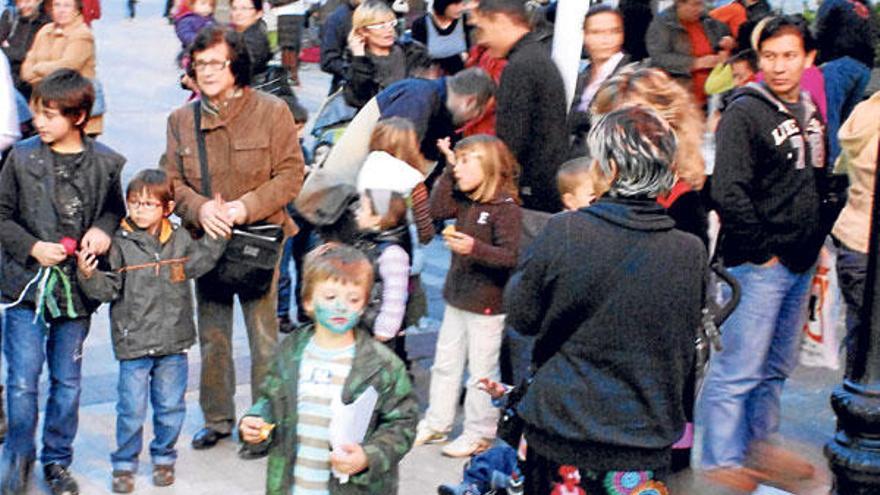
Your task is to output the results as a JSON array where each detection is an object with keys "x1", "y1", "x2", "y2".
[
  {"x1": 377, "y1": 77, "x2": 453, "y2": 162},
  {"x1": 319, "y1": 1, "x2": 354, "y2": 93},
  {"x1": 505, "y1": 197, "x2": 705, "y2": 471}
]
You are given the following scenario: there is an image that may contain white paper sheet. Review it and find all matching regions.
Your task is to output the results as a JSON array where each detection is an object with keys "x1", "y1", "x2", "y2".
[{"x1": 329, "y1": 385, "x2": 379, "y2": 483}]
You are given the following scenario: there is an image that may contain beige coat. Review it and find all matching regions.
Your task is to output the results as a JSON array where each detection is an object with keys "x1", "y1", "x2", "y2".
[
  {"x1": 163, "y1": 87, "x2": 304, "y2": 237},
  {"x1": 832, "y1": 91, "x2": 880, "y2": 254},
  {"x1": 20, "y1": 15, "x2": 103, "y2": 135}
]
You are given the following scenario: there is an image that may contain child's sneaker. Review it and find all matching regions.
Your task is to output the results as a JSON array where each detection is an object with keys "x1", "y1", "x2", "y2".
[
  {"x1": 152, "y1": 465, "x2": 175, "y2": 487},
  {"x1": 441, "y1": 435, "x2": 491, "y2": 458},
  {"x1": 111, "y1": 470, "x2": 134, "y2": 493},
  {"x1": 414, "y1": 420, "x2": 448, "y2": 446}
]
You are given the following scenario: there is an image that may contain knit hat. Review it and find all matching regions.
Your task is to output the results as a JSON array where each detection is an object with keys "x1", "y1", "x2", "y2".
[{"x1": 432, "y1": 0, "x2": 465, "y2": 15}]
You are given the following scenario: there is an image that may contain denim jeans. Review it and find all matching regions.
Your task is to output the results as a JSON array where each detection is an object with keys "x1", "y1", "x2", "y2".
[
  {"x1": 698, "y1": 261, "x2": 814, "y2": 469},
  {"x1": 111, "y1": 353, "x2": 188, "y2": 472},
  {"x1": 1, "y1": 307, "x2": 89, "y2": 468},
  {"x1": 835, "y1": 240, "x2": 868, "y2": 375},
  {"x1": 277, "y1": 213, "x2": 314, "y2": 322}
]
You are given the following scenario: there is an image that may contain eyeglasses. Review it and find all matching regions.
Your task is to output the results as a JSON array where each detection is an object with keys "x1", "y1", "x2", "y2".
[
  {"x1": 230, "y1": 5, "x2": 255, "y2": 11},
  {"x1": 364, "y1": 19, "x2": 397, "y2": 31},
  {"x1": 192, "y1": 59, "x2": 231, "y2": 73},
  {"x1": 127, "y1": 200, "x2": 163, "y2": 211}
]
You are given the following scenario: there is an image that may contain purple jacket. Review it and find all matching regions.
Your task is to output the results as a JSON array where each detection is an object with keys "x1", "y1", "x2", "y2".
[{"x1": 174, "y1": 11, "x2": 214, "y2": 50}]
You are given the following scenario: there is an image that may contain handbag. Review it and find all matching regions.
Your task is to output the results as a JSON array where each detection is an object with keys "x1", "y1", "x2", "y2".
[{"x1": 176, "y1": 102, "x2": 283, "y2": 295}]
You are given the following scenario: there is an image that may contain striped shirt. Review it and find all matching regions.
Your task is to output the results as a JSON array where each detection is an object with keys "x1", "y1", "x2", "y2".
[{"x1": 292, "y1": 339, "x2": 355, "y2": 495}]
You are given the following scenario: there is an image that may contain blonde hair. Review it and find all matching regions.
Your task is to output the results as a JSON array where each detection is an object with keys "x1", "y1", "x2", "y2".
[
  {"x1": 352, "y1": 0, "x2": 395, "y2": 31},
  {"x1": 592, "y1": 67, "x2": 706, "y2": 191},
  {"x1": 369, "y1": 117, "x2": 428, "y2": 174},
  {"x1": 454, "y1": 135, "x2": 521, "y2": 204},
  {"x1": 301, "y1": 243, "x2": 374, "y2": 307}
]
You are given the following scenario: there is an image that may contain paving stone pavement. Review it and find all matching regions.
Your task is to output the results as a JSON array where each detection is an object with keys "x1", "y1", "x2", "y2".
[{"x1": 4, "y1": 0, "x2": 847, "y2": 492}]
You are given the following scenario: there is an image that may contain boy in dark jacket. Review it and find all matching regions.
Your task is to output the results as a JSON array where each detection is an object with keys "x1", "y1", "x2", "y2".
[
  {"x1": 240, "y1": 243, "x2": 417, "y2": 495},
  {"x1": 76, "y1": 169, "x2": 225, "y2": 493},
  {"x1": 0, "y1": 68, "x2": 126, "y2": 495}
]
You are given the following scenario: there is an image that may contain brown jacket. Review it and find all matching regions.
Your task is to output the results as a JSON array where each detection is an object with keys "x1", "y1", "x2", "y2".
[
  {"x1": 20, "y1": 16, "x2": 102, "y2": 135},
  {"x1": 163, "y1": 88, "x2": 304, "y2": 237}
]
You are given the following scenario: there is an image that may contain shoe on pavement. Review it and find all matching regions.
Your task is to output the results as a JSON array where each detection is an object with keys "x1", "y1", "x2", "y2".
[
  {"x1": 441, "y1": 435, "x2": 491, "y2": 458},
  {"x1": 191, "y1": 427, "x2": 231, "y2": 450},
  {"x1": 111, "y1": 470, "x2": 134, "y2": 493},
  {"x1": 238, "y1": 442, "x2": 270, "y2": 460},
  {"x1": 703, "y1": 466, "x2": 764, "y2": 492},
  {"x1": 278, "y1": 315, "x2": 295, "y2": 334},
  {"x1": 152, "y1": 464, "x2": 175, "y2": 487},
  {"x1": 44, "y1": 463, "x2": 79, "y2": 495},
  {"x1": 0, "y1": 455, "x2": 33, "y2": 493},
  {"x1": 414, "y1": 420, "x2": 448, "y2": 446}
]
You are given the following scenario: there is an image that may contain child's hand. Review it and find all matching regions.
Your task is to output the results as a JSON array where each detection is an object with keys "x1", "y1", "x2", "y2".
[
  {"x1": 444, "y1": 231, "x2": 474, "y2": 255},
  {"x1": 436, "y1": 137, "x2": 456, "y2": 165},
  {"x1": 240, "y1": 416, "x2": 270, "y2": 444},
  {"x1": 30, "y1": 241, "x2": 68, "y2": 267},
  {"x1": 477, "y1": 377, "x2": 507, "y2": 400},
  {"x1": 77, "y1": 251, "x2": 99, "y2": 279},
  {"x1": 81, "y1": 227, "x2": 112, "y2": 256},
  {"x1": 330, "y1": 443, "x2": 369, "y2": 475}
]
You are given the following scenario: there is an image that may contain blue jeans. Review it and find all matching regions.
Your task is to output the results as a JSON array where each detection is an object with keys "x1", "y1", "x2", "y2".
[
  {"x1": 1, "y1": 307, "x2": 90, "y2": 468},
  {"x1": 698, "y1": 261, "x2": 814, "y2": 469},
  {"x1": 834, "y1": 240, "x2": 868, "y2": 375},
  {"x1": 111, "y1": 354, "x2": 188, "y2": 472}
]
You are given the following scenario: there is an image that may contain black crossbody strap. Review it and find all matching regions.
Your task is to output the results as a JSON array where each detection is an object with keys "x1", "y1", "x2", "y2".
[{"x1": 193, "y1": 103, "x2": 212, "y2": 197}]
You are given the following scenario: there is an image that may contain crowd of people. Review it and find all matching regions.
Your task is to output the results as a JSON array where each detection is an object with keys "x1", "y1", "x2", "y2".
[{"x1": 0, "y1": 0, "x2": 878, "y2": 494}]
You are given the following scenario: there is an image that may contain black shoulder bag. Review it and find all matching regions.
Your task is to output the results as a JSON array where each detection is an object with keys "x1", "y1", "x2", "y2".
[{"x1": 177, "y1": 103, "x2": 284, "y2": 295}]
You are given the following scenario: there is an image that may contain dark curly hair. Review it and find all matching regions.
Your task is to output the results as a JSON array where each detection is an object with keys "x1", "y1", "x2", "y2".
[{"x1": 186, "y1": 25, "x2": 253, "y2": 87}]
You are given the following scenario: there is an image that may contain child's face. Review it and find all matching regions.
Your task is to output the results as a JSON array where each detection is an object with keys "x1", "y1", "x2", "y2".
[
  {"x1": 126, "y1": 191, "x2": 169, "y2": 233},
  {"x1": 355, "y1": 195, "x2": 381, "y2": 232},
  {"x1": 31, "y1": 103, "x2": 79, "y2": 147},
  {"x1": 305, "y1": 279, "x2": 368, "y2": 335},
  {"x1": 453, "y1": 149, "x2": 486, "y2": 194},
  {"x1": 295, "y1": 121, "x2": 306, "y2": 140},
  {"x1": 192, "y1": 0, "x2": 214, "y2": 17},
  {"x1": 562, "y1": 175, "x2": 597, "y2": 211},
  {"x1": 731, "y1": 60, "x2": 755, "y2": 87}
]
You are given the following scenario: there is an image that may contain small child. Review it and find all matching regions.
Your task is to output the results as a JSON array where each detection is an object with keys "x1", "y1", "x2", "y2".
[
  {"x1": 355, "y1": 189, "x2": 412, "y2": 364},
  {"x1": 556, "y1": 156, "x2": 601, "y2": 211},
  {"x1": 417, "y1": 134, "x2": 522, "y2": 458},
  {"x1": 76, "y1": 169, "x2": 225, "y2": 493},
  {"x1": 0, "y1": 68, "x2": 126, "y2": 495},
  {"x1": 240, "y1": 243, "x2": 418, "y2": 495},
  {"x1": 174, "y1": 0, "x2": 215, "y2": 51},
  {"x1": 277, "y1": 100, "x2": 312, "y2": 334}
]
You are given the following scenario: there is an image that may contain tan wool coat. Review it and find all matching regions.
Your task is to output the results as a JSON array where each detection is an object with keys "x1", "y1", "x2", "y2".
[{"x1": 20, "y1": 15, "x2": 103, "y2": 135}]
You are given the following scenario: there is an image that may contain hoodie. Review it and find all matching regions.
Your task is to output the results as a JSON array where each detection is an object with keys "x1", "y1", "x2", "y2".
[
  {"x1": 504, "y1": 197, "x2": 705, "y2": 471},
  {"x1": 832, "y1": 91, "x2": 880, "y2": 254},
  {"x1": 712, "y1": 82, "x2": 833, "y2": 273}
]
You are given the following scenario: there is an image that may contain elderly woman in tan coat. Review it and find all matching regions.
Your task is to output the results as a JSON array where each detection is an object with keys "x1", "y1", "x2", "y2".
[{"x1": 21, "y1": 0, "x2": 102, "y2": 135}]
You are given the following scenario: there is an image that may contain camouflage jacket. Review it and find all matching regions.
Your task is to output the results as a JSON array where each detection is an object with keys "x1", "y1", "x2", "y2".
[{"x1": 245, "y1": 325, "x2": 418, "y2": 495}]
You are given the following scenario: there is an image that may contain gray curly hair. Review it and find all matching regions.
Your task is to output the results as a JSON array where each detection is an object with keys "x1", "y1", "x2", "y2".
[{"x1": 586, "y1": 106, "x2": 677, "y2": 198}]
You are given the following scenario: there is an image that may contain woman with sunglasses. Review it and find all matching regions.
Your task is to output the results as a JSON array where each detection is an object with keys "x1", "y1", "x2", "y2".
[{"x1": 344, "y1": 0, "x2": 436, "y2": 109}]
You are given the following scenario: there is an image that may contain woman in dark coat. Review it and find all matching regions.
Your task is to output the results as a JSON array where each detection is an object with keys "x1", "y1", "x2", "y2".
[
  {"x1": 505, "y1": 106, "x2": 706, "y2": 495},
  {"x1": 231, "y1": 0, "x2": 272, "y2": 76}
]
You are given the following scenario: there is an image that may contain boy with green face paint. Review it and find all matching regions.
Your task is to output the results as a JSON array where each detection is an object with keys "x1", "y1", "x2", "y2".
[{"x1": 239, "y1": 243, "x2": 418, "y2": 495}]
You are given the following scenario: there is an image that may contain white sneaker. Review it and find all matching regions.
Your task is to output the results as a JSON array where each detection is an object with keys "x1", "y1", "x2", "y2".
[
  {"x1": 441, "y1": 434, "x2": 491, "y2": 458},
  {"x1": 414, "y1": 420, "x2": 448, "y2": 446}
]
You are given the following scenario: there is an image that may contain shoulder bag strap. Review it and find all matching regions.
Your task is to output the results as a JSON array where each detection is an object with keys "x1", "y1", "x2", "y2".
[{"x1": 192, "y1": 102, "x2": 212, "y2": 197}]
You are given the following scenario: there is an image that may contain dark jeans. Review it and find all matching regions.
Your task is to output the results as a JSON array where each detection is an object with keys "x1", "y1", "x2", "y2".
[
  {"x1": 111, "y1": 354, "x2": 188, "y2": 472},
  {"x1": 1, "y1": 308, "x2": 89, "y2": 468},
  {"x1": 523, "y1": 444, "x2": 669, "y2": 495},
  {"x1": 277, "y1": 215, "x2": 315, "y2": 323},
  {"x1": 835, "y1": 239, "x2": 868, "y2": 376}
]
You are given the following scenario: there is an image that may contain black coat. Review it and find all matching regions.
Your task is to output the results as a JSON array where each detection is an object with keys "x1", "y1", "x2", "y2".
[
  {"x1": 505, "y1": 197, "x2": 705, "y2": 471},
  {"x1": 0, "y1": 136, "x2": 126, "y2": 315},
  {"x1": 319, "y1": 1, "x2": 354, "y2": 93},
  {"x1": 0, "y1": 8, "x2": 50, "y2": 94},
  {"x1": 496, "y1": 31, "x2": 569, "y2": 213},
  {"x1": 243, "y1": 20, "x2": 272, "y2": 77}
]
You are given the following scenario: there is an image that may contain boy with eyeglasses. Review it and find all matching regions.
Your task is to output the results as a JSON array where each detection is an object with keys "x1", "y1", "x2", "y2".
[{"x1": 76, "y1": 168, "x2": 226, "y2": 493}]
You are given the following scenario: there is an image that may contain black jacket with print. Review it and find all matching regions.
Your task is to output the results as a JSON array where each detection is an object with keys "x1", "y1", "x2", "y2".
[{"x1": 711, "y1": 82, "x2": 840, "y2": 273}]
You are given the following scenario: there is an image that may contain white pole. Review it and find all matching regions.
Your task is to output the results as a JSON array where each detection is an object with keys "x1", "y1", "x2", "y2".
[{"x1": 551, "y1": 0, "x2": 590, "y2": 111}]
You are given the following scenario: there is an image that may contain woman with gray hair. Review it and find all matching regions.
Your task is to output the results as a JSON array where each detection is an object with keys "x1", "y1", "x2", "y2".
[{"x1": 504, "y1": 106, "x2": 707, "y2": 494}]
